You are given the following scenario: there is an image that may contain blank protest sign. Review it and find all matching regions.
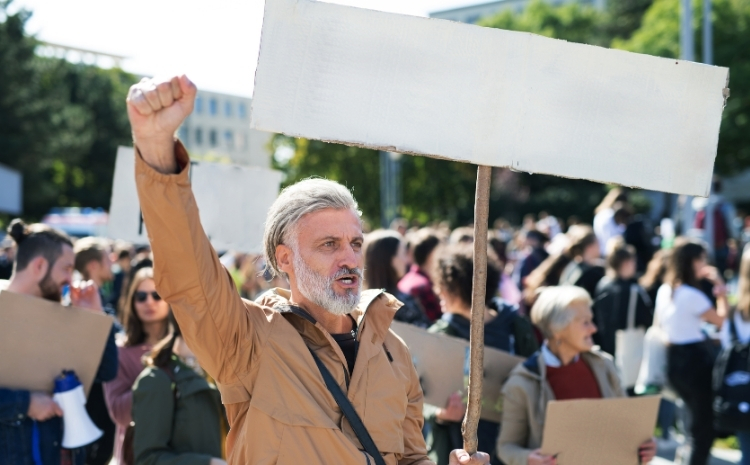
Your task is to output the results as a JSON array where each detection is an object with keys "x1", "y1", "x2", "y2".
[
  {"x1": 251, "y1": 0, "x2": 729, "y2": 196},
  {"x1": 108, "y1": 146, "x2": 282, "y2": 254}
]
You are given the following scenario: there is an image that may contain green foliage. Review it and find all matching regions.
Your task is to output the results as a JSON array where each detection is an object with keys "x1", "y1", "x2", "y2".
[
  {"x1": 272, "y1": 136, "x2": 479, "y2": 227},
  {"x1": 479, "y1": 0, "x2": 609, "y2": 45},
  {"x1": 0, "y1": 0, "x2": 136, "y2": 220},
  {"x1": 615, "y1": 0, "x2": 750, "y2": 174}
]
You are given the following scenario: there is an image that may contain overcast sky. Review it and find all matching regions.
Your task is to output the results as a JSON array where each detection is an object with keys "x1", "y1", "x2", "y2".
[{"x1": 12, "y1": 0, "x2": 481, "y2": 97}]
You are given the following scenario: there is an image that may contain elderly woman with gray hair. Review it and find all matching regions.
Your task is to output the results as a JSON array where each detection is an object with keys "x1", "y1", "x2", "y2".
[{"x1": 496, "y1": 286, "x2": 656, "y2": 465}]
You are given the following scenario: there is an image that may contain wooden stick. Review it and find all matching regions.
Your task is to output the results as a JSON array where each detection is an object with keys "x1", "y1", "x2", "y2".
[{"x1": 462, "y1": 165, "x2": 492, "y2": 455}]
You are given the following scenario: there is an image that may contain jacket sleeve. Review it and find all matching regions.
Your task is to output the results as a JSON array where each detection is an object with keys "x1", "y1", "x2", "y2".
[
  {"x1": 132, "y1": 370, "x2": 212, "y2": 465},
  {"x1": 399, "y1": 355, "x2": 433, "y2": 465},
  {"x1": 496, "y1": 381, "x2": 533, "y2": 465},
  {"x1": 94, "y1": 325, "x2": 119, "y2": 383},
  {"x1": 104, "y1": 348, "x2": 137, "y2": 427},
  {"x1": 134, "y1": 141, "x2": 271, "y2": 385},
  {"x1": 0, "y1": 388, "x2": 30, "y2": 423}
]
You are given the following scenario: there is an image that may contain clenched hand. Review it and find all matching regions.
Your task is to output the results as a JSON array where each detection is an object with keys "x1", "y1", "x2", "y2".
[{"x1": 126, "y1": 75, "x2": 197, "y2": 174}]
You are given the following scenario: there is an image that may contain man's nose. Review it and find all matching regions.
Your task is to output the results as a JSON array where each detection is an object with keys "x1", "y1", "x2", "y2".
[{"x1": 337, "y1": 244, "x2": 360, "y2": 270}]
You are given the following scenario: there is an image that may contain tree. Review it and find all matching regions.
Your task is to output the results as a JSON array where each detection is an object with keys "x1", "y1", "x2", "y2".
[
  {"x1": 0, "y1": 0, "x2": 137, "y2": 222},
  {"x1": 272, "y1": 136, "x2": 478, "y2": 228},
  {"x1": 614, "y1": 0, "x2": 750, "y2": 175}
]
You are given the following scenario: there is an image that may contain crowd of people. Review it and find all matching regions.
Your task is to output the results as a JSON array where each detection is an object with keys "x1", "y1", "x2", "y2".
[
  {"x1": 1, "y1": 73, "x2": 749, "y2": 465},
  {"x1": 1, "y1": 178, "x2": 748, "y2": 465}
]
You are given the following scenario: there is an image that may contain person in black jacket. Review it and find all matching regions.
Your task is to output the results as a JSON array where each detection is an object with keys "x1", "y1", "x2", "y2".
[
  {"x1": 593, "y1": 241, "x2": 653, "y2": 359},
  {"x1": 0, "y1": 219, "x2": 118, "y2": 465}
]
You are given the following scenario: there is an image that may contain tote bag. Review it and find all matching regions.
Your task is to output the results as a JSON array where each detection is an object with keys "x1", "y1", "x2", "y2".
[
  {"x1": 615, "y1": 284, "x2": 646, "y2": 388},
  {"x1": 635, "y1": 306, "x2": 669, "y2": 394}
]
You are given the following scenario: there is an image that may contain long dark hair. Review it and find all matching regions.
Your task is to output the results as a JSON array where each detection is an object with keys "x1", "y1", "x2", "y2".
[
  {"x1": 123, "y1": 267, "x2": 169, "y2": 347},
  {"x1": 144, "y1": 317, "x2": 180, "y2": 369},
  {"x1": 364, "y1": 230, "x2": 403, "y2": 293},
  {"x1": 665, "y1": 239, "x2": 706, "y2": 289}
]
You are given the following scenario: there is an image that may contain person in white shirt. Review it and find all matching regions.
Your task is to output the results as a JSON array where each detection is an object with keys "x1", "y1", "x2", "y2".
[
  {"x1": 655, "y1": 239, "x2": 728, "y2": 465},
  {"x1": 719, "y1": 245, "x2": 750, "y2": 465}
]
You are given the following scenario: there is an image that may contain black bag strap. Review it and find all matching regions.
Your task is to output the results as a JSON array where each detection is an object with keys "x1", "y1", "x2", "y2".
[{"x1": 308, "y1": 347, "x2": 385, "y2": 465}]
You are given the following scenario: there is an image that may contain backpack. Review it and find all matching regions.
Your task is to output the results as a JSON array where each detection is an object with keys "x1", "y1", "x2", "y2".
[{"x1": 713, "y1": 313, "x2": 750, "y2": 432}]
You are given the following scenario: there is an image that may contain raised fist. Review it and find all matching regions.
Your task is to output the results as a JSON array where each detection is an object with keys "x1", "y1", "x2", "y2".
[{"x1": 126, "y1": 75, "x2": 197, "y2": 173}]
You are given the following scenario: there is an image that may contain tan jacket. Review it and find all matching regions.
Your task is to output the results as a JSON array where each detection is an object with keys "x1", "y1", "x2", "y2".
[
  {"x1": 134, "y1": 142, "x2": 432, "y2": 465},
  {"x1": 496, "y1": 349, "x2": 624, "y2": 465}
]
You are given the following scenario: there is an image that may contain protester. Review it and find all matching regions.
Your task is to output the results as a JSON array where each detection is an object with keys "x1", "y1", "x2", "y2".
[
  {"x1": 718, "y1": 245, "x2": 750, "y2": 465},
  {"x1": 105, "y1": 267, "x2": 170, "y2": 465},
  {"x1": 692, "y1": 177, "x2": 737, "y2": 274},
  {"x1": 525, "y1": 225, "x2": 603, "y2": 303},
  {"x1": 0, "y1": 236, "x2": 14, "y2": 280},
  {"x1": 640, "y1": 249, "x2": 671, "y2": 305},
  {"x1": 125, "y1": 75, "x2": 488, "y2": 465},
  {"x1": 512, "y1": 230, "x2": 549, "y2": 292},
  {"x1": 364, "y1": 229, "x2": 431, "y2": 327},
  {"x1": 592, "y1": 241, "x2": 653, "y2": 359},
  {"x1": 0, "y1": 219, "x2": 118, "y2": 465},
  {"x1": 489, "y1": 234, "x2": 522, "y2": 305},
  {"x1": 109, "y1": 245, "x2": 133, "y2": 310},
  {"x1": 425, "y1": 243, "x2": 538, "y2": 465},
  {"x1": 131, "y1": 321, "x2": 226, "y2": 465},
  {"x1": 655, "y1": 239, "x2": 727, "y2": 465},
  {"x1": 593, "y1": 188, "x2": 628, "y2": 256},
  {"x1": 74, "y1": 237, "x2": 120, "y2": 465},
  {"x1": 496, "y1": 286, "x2": 656, "y2": 465},
  {"x1": 399, "y1": 228, "x2": 444, "y2": 322}
]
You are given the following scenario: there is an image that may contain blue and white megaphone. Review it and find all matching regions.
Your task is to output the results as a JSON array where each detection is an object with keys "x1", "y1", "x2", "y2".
[{"x1": 53, "y1": 371, "x2": 103, "y2": 449}]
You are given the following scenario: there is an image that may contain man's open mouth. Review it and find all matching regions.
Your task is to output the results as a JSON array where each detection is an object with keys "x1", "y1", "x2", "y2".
[{"x1": 336, "y1": 275, "x2": 359, "y2": 285}]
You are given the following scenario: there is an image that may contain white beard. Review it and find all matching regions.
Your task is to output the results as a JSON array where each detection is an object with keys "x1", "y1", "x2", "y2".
[{"x1": 293, "y1": 252, "x2": 362, "y2": 316}]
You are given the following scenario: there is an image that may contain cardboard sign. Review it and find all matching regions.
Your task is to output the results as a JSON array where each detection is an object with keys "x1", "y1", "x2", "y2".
[
  {"x1": 0, "y1": 291, "x2": 113, "y2": 396},
  {"x1": 540, "y1": 396, "x2": 661, "y2": 465},
  {"x1": 251, "y1": 0, "x2": 729, "y2": 196},
  {"x1": 391, "y1": 320, "x2": 524, "y2": 422},
  {"x1": 108, "y1": 146, "x2": 283, "y2": 254}
]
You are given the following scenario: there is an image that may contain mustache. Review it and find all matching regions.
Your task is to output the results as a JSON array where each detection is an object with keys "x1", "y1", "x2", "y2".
[{"x1": 330, "y1": 266, "x2": 363, "y2": 280}]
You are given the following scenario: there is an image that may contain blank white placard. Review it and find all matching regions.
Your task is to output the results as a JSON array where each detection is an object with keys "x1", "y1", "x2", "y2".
[{"x1": 251, "y1": 0, "x2": 729, "y2": 196}]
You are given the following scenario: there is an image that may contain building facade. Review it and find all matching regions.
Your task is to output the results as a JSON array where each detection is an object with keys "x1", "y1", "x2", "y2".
[
  {"x1": 429, "y1": 0, "x2": 604, "y2": 23},
  {"x1": 177, "y1": 90, "x2": 272, "y2": 168}
]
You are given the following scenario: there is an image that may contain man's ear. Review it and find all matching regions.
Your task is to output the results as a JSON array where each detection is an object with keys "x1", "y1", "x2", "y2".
[
  {"x1": 276, "y1": 244, "x2": 293, "y2": 277},
  {"x1": 30, "y1": 255, "x2": 49, "y2": 280}
]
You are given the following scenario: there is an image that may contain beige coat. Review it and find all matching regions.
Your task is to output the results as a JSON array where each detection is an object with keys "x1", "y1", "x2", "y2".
[
  {"x1": 135, "y1": 142, "x2": 431, "y2": 465},
  {"x1": 496, "y1": 349, "x2": 625, "y2": 465}
]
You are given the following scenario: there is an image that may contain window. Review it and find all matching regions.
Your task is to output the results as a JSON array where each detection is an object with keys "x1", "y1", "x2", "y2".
[
  {"x1": 209, "y1": 98, "x2": 218, "y2": 116},
  {"x1": 195, "y1": 128, "x2": 203, "y2": 145},
  {"x1": 209, "y1": 129, "x2": 217, "y2": 147},
  {"x1": 225, "y1": 130, "x2": 234, "y2": 150},
  {"x1": 225, "y1": 101, "x2": 232, "y2": 117},
  {"x1": 238, "y1": 103, "x2": 247, "y2": 119},
  {"x1": 195, "y1": 96, "x2": 203, "y2": 114}
]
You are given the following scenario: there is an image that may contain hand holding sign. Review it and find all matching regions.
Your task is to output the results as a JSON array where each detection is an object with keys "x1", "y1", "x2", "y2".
[{"x1": 126, "y1": 75, "x2": 197, "y2": 173}]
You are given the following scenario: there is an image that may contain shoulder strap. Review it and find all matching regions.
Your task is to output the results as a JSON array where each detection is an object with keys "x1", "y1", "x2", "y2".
[
  {"x1": 159, "y1": 363, "x2": 180, "y2": 403},
  {"x1": 308, "y1": 348, "x2": 386, "y2": 465},
  {"x1": 626, "y1": 284, "x2": 638, "y2": 330}
]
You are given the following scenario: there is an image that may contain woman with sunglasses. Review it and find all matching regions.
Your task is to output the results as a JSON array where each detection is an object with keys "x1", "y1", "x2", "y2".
[{"x1": 104, "y1": 267, "x2": 170, "y2": 464}]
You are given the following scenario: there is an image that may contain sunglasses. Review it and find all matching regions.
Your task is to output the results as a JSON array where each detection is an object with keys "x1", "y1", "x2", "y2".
[{"x1": 134, "y1": 291, "x2": 162, "y2": 303}]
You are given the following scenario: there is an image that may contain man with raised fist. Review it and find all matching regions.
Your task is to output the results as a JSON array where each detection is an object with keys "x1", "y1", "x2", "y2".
[{"x1": 126, "y1": 75, "x2": 490, "y2": 465}]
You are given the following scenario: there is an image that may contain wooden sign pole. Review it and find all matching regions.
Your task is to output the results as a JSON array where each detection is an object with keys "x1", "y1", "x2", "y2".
[{"x1": 462, "y1": 165, "x2": 492, "y2": 454}]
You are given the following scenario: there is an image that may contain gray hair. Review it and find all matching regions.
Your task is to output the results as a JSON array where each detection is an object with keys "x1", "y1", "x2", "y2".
[
  {"x1": 263, "y1": 178, "x2": 361, "y2": 277},
  {"x1": 530, "y1": 286, "x2": 592, "y2": 339}
]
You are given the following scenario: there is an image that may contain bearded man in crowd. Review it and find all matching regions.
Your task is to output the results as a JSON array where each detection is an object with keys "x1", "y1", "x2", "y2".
[{"x1": 126, "y1": 74, "x2": 489, "y2": 465}]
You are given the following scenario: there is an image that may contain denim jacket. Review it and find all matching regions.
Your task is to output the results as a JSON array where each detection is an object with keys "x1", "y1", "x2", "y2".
[{"x1": 0, "y1": 325, "x2": 118, "y2": 465}]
